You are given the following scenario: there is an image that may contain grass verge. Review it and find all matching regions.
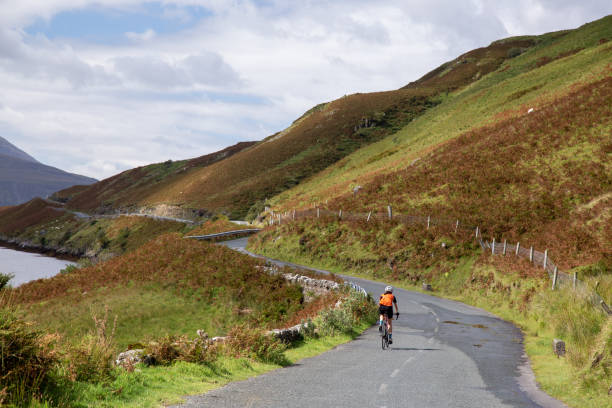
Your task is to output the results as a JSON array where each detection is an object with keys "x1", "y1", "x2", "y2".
[
  {"x1": 247, "y1": 240, "x2": 611, "y2": 408},
  {"x1": 29, "y1": 323, "x2": 371, "y2": 408}
]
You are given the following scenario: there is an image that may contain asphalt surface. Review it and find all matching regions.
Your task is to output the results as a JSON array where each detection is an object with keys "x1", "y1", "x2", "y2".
[{"x1": 172, "y1": 238, "x2": 567, "y2": 408}]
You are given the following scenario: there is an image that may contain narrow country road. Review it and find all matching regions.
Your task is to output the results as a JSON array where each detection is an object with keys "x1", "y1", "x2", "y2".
[{"x1": 173, "y1": 237, "x2": 567, "y2": 408}]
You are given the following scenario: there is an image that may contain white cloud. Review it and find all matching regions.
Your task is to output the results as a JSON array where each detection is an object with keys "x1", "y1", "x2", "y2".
[
  {"x1": 0, "y1": 0, "x2": 610, "y2": 180},
  {"x1": 125, "y1": 28, "x2": 156, "y2": 41}
]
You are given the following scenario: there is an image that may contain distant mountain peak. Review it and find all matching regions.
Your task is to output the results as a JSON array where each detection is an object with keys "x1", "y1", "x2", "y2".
[{"x1": 0, "y1": 136, "x2": 39, "y2": 163}]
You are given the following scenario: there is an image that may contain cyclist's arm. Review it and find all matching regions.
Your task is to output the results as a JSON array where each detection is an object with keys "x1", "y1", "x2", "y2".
[{"x1": 393, "y1": 297, "x2": 399, "y2": 315}]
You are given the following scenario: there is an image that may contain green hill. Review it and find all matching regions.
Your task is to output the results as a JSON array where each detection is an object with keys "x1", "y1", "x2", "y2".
[
  {"x1": 247, "y1": 16, "x2": 612, "y2": 408},
  {"x1": 45, "y1": 35, "x2": 554, "y2": 219}
]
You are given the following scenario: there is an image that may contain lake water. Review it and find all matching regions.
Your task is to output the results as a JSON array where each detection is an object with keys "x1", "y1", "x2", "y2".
[{"x1": 0, "y1": 245, "x2": 76, "y2": 287}]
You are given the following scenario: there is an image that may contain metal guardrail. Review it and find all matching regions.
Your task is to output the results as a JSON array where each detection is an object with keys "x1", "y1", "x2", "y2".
[{"x1": 185, "y1": 229, "x2": 262, "y2": 240}]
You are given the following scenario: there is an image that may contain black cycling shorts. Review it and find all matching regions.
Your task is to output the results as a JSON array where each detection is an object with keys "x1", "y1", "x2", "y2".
[{"x1": 379, "y1": 305, "x2": 393, "y2": 319}]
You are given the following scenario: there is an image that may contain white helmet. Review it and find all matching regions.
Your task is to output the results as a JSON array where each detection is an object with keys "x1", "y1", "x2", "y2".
[{"x1": 385, "y1": 285, "x2": 393, "y2": 293}]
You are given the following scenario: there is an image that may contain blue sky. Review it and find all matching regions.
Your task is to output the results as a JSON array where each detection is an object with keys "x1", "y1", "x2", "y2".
[
  {"x1": 25, "y1": 3, "x2": 211, "y2": 44},
  {"x1": 0, "y1": 1, "x2": 610, "y2": 179}
]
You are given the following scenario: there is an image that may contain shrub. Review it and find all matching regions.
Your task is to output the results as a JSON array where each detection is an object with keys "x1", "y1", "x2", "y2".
[
  {"x1": 507, "y1": 47, "x2": 523, "y2": 58},
  {"x1": 144, "y1": 335, "x2": 217, "y2": 365},
  {"x1": 246, "y1": 200, "x2": 268, "y2": 222},
  {"x1": 225, "y1": 325, "x2": 288, "y2": 365},
  {"x1": 0, "y1": 305, "x2": 58, "y2": 405},
  {"x1": 316, "y1": 291, "x2": 377, "y2": 336},
  {"x1": 316, "y1": 307, "x2": 353, "y2": 336},
  {"x1": 66, "y1": 306, "x2": 117, "y2": 383},
  {"x1": 0, "y1": 272, "x2": 14, "y2": 290}
]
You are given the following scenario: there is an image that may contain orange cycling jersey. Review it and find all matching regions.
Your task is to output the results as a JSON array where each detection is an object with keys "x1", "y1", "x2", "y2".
[{"x1": 379, "y1": 293, "x2": 395, "y2": 307}]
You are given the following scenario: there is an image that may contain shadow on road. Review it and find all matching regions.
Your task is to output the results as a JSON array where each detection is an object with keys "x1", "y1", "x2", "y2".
[{"x1": 390, "y1": 347, "x2": 440, "y2": 351}]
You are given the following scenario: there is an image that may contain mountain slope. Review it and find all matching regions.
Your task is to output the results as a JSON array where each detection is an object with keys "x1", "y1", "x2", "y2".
[
  {"x1": 0, "y1": 136, "x2": 38, "y2": 163},
  {"x1": 54, "y1": 38, "x2": 543, "y2": 218},
  {"x1": 0, "y1": 137, "x2": 97, "y2": 206}
]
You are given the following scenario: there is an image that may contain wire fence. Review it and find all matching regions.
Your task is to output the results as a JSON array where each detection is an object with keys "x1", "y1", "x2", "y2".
[{"x1": 266, "y1": 206, "x2": 611, "y2": 315}]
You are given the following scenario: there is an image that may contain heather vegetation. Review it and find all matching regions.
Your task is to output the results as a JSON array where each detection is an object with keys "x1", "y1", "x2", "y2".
[
  {"x1": 248, "y1": 16, "x2": 612, "y2": 407},
  {"x1": 38, "y1": 33, "x2": 549, "y2": 220},
  {"x1": 0, "y1": 203, "x2": 189, "y2": 259},
  {"x1": 1, "y1": 14, "x2": 611, "y2": 408},
  {"x1": 275, "y1": 16, "x2": 612, "y2": 210},
  {"x1": 3, "y1": 233, "x2": 376, "y2": 407}
]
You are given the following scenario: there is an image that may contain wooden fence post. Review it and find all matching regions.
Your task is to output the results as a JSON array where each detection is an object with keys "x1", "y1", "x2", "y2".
[
  {"x1": 475, "y1": 226, "x2": 479, "y2": 239},
  {"x1": 503, "y1": 240, "x2": 507, "y2": 255},
  {"x1": 529, "y1": 246, "x2": 534, "y2": 263},
  {"x1": 387, "y1": 205, "x2": 392, "y2": 221},
  {"x1": 573, "y1": 272, "x2": 577, "y2": 289},
  {"x1": 366, "y1": 211, "x2": 372, "y2": 222},
  {"x1": 515, "y1": 242, "x2": 520, "y2": 256},
  {"x1": 317, "y1": 207, "x2": 320, "y2": 218},
  {"x1": 552, "y1": 267, "x2": 558, "y2": 290},
  {"x1": 292, "y1": 209, "x2": 296, "y2": 221},
  {"x1": 492, "y1": 238, "x2": 496, "y2": 255},
  {"x1": 427, "y1": 216, "x2": 431, "y2": 229},
  {"x1": 278, "y1": 214, "x2": 281, "y2": 225},
  {"x1": 455, "y1": 220, "x2": 459, "y2": 233},
  {"x1": 543, "y1": 249, "x2": 548, "y2": 269},
  {"x1": 338, "y1": 210, "x2": 342, "y2": 220}
]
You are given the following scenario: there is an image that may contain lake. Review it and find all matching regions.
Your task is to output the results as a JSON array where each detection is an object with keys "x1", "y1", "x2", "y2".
[{"x1": 0, "y1": 245, "x2": 76, "y2": 287}]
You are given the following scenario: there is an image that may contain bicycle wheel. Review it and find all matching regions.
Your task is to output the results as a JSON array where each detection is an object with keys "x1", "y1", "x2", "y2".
[{"x1": 381, "y1": 328, "x2": 389, "y2": 350}]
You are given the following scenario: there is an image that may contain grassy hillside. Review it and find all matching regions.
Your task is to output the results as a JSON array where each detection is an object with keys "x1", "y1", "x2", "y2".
[
  {"x1": 50, "y1": 141, "x2": 257, "y2": 215},
  {"x1": 0, "y1": 198, "x2": 191, "y2": 260},
  {"x1": 43, "y1": 37, "x2": 544, "y2": 219},
  {"x1": 248, "y1": 16, "x2": 612, "y2": 407},
  {"x1": 3, "y1": 233, "x2": 376, "y2": 407},
  {"x1": 274, "y1": 16, "x2": 612, "y2": 214},
  {"x1": 10, "y1": 233, "x2": 316, "y2": 347}
]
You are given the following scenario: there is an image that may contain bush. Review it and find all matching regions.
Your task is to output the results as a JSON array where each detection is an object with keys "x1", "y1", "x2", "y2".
[
  {"x1": 0, "y1": 272, "x2": 14, "y2": 290},
  {"x1": 0, "y1": 305, "x2": 58, "y2": 406},
  {"x1": 144, "y1": 335, "x2": 217, "y2": 365},
  {"x1": 507, "y1": 47, "x2": 523, "y2": 58},
  {"x1": 225, "y1": 325, "x2": 288, "y2": 365},
  {"x1": 316, "y1": 291, "x2": 377, "y2": 336},
  {"x1": 245, "y1": 200, "x2": 268, "y2": 222},
  {"x1": 66, "y1": 306, "x2": 117, "y2": 383}
]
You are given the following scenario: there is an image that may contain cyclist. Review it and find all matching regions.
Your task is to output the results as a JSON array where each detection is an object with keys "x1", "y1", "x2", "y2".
[{"x1": 379, "y1": 285, "x2": 399, "y2": 344}]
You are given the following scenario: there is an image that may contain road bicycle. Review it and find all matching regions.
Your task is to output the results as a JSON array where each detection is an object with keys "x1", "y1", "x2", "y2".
[{"x1": 380, "y1": 313, "x2": 399, "y2": 350}]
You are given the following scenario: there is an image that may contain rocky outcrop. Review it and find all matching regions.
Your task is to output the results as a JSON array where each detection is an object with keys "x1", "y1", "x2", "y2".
[{"x1": 268, "y1": 321, "x2": 314, "y2": 343}]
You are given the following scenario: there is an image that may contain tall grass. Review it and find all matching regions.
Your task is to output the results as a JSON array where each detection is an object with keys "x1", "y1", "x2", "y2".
[{"x1": 0, "y1": 302, "x2": 58, "y2": 406}]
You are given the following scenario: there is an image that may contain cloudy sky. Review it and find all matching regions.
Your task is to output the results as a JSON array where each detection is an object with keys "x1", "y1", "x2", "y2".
[{"x1": 0, "y1": 1, "x2": 610, "y2": 180}]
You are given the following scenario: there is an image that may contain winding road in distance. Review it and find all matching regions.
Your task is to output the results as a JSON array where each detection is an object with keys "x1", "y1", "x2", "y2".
[{"x1": 173, "y1": 237, "x2": 568, "y2": 408}]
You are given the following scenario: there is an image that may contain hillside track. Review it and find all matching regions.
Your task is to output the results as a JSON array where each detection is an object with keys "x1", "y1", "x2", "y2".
[{"x1": 173, "y1": 238, "x2": 567, "y2": 408}]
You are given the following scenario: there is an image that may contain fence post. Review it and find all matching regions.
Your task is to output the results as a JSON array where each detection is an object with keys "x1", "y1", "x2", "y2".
[
  {"x1": 292, "y1": 209, "x2": 296, "y2": 221},
  {"x1": 278, "y1": 214, "x2": 281, "y2": 225},
  {"x1": 515, "y1": 242, "x2": 520, "y2": 256},
  {"x1": 543, "y1": 249, "x2": 548, "y2": 269},
  {"x1": 573, "y1": 272, "x2": 577, "y2": 289},
  {"x1": 387, "y1": 205, "x2": 392, "y2": 221},
  {"x1": 338, "y1": 210, "x2": 342, "y2": 220},
  {"x1": 427, "y1": 216, "x2": 431, "y2": 229},
  {"x1": 317, "y1": 207, "x2": 320, "y2": 218},
  {"x1": 367, "y1": 211, "x2": 372, "y2": 222},
  {"x1": 529, "y1": 246, "x2": 534, "y2": 263},
  {"x1": 503, "y1": 240, "x2": 507, "y2": 255},
  {"x1": 475, "y1": 226, "x2": 479, "y2": 239},
  {"x1": 455, "y1": 220, "x2": 459, "y2": 233},
  {"x1": 552, "y1": 267, "x2": 558, "y2": 290},
  {"x1": 492, "y1": 238, "x2": 496, "y2": 255}
]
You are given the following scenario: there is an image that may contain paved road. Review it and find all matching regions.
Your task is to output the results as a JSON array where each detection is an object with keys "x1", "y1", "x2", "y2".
[{"x1": 173, "y1": 238, "x2": 567, "y2": 408}]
